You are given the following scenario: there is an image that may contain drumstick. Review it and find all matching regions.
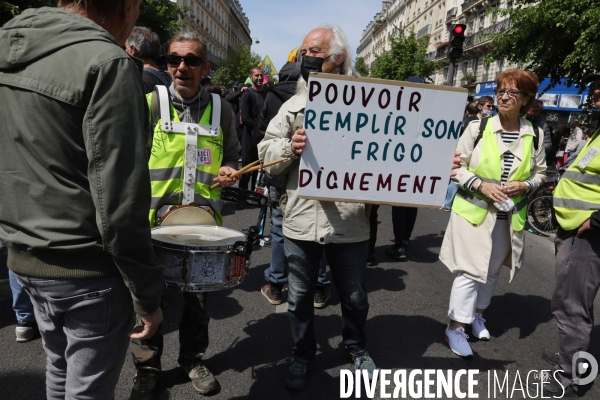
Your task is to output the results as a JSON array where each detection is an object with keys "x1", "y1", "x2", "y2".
[
  {"x1": 210, "y1": 158, "x2": 290, "y2": 190},
  {"x1": 212, "y1": 159, "x2": 262, "y2": 182}
]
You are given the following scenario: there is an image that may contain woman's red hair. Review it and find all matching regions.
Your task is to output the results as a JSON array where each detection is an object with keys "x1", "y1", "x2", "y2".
[{"x1": 497, "y1": 69, "x2": 539, "y2": 114}]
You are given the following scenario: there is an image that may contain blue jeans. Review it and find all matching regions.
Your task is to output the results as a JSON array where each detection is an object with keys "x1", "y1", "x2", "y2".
[
  {"x1": 443, "y1": 181, "x2": 459, "y2": 210},
  {"x1": 264, "y1": 186, "x2": 329, "y2": 286},
  {"x1": 285, "y1": 237, "x2": 369, "y2": 362},
  {"x1": 9, "y1": 270, "x2": 36, "y2": 324}
]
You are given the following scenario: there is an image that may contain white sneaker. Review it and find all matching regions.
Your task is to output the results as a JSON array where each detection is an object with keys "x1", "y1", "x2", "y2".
[
  {"x1": 472, "y1": 313, "x2": 490, "y2": 340},
  {"x1": 444, "y1": 325, "x2": 473, "y2": 358}
]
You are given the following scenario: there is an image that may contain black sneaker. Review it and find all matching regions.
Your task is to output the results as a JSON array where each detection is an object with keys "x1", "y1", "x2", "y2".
[
  {"x1": 542, "y1": 349, "x2": 559, "y2": 366},
  {"x1": 527, "y1": 370, "x2": 576, "y2": 398},
  {"x1": 285, "y1": 359, "x2": 309, "y2": 390},
  {"x1": 313, "y1": 285, "x2": 330, "y2": 309},
  {"x1": 261, "y1": 282, "x2": 283, "y2": 305},
  {"x1": 386, "y1": 243, "x2": 407, "y2": 261},
  {"x1": 15, "y1": 321, "x2": 38, "y2": 343},
  {"x1": 367, "y1": 252, "x2": 377, "y2": 266},
  {"x1": 130, "y1": 372, "x2": 157, "y2": 400}
]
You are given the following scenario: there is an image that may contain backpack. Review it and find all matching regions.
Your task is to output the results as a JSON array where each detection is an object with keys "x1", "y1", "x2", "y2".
[
  {"x1": 143, "y1": 68, "x2": 172, "y2": 87},
  {"x1": 473, "y1": 117, "x2": 539, "y2": 151}
]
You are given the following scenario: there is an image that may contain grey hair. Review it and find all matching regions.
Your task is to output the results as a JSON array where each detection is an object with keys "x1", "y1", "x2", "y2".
[
  {"x1": 127, "y1": 27, "x2": 161, "y2": 60},
  {"x1": 168, "y1": 31, "x2": 208, "y2": 60},
  {"x1": 296, "y1": 23, "x2": 358, "y2": 94}
]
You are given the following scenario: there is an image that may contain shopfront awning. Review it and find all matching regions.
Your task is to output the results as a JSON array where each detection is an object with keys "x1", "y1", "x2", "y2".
[{"x1": 474, "y1": 78, "x2": 590, "y2": 112}]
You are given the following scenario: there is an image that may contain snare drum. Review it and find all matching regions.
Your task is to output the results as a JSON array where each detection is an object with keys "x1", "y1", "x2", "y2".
[
  {"x1": 152, "y1": 225, "x2": 251, "y2": 292},
  {"x1": 157, "y1": 204, "x2": 217, "y2": 226}
]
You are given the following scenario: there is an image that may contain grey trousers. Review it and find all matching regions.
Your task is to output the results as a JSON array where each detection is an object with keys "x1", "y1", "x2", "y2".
[
  {"x1": 14, "y1": 272, "x2": 134, "y2": 400},
  {"x1": 552, "y1": 227, "x2": 600, "y2": 391}
]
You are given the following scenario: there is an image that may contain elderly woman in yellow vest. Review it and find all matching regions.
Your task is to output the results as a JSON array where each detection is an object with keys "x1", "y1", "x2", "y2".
[{"x1": 439, "y1": 69, "x2": 547, "y2": 358}]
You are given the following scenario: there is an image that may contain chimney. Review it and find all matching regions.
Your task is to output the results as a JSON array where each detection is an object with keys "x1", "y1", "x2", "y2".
[{"x1": 382, "y1": 1, "x2": 391, "y2": 12}]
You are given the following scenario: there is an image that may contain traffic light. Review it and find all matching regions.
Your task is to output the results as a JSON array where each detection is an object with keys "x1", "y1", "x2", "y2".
[{"x1": 448, "y1": 24, "x2": 466, "y2": 60}]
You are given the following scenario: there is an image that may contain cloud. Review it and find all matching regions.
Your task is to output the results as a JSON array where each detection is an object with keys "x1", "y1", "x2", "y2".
[{"x1": 239, "y1": 0, "x2": 379, "y2": 73}]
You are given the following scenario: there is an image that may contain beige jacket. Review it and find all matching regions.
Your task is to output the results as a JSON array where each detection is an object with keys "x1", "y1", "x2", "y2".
[
  {"x1": 439, "y1": 115, "x2": 547, "y2": 283},
  {"x1": 258, "y1": 88, "x2": 370, "y2": 244}
]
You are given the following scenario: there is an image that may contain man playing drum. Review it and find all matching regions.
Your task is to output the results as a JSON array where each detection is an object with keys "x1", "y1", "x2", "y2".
[{"x1": 129, "y1": 31, "x2": 240, "y2": 398}]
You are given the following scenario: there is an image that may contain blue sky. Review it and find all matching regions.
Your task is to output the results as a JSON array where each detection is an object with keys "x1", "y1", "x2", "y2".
[{"x1": 238, "y1": 0, "x2": 381, "y2": 75}]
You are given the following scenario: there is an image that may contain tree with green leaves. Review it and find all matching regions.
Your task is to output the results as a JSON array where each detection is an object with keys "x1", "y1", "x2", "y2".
[
  {"x1": 211, "y1": 45, "x2": 262, "y2": 88},
  {"x1": 137, "y1": 0, "x2": 187, "y2": 44},
  {"x1": 1, "y1": 0, "x2": 54, "y2": 25},
  {"x1": 486, "y1": 0, "x2": 600, "y2": 90},
  {"x1": 355, "y1": 56, "x2": 369, "y2": 77},
  {"x1": 369, "y1": 29, "x2": 445, "y2": 82},
  {"x1": 2, "y1": 0, "x2": 185, "y2": 45}
]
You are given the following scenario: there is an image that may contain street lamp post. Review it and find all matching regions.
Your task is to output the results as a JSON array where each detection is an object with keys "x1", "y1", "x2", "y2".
[{"x1": 251, "y1": 38, "x2": 260, "y2": 44}]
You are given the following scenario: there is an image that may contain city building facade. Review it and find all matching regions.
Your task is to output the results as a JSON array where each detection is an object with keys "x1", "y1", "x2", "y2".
[
  {"x1": 173, "y1": 0, "x2": 252, "y2": 68},
  {"x1": 356, "y1": 0, "x2": 582, "y2": 126},
  {"x1": 357, "y1": 0, "x2": 517, "y2": 90}
]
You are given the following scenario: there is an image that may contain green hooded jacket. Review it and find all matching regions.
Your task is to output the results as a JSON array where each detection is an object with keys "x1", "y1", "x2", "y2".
[{"x1": 0, "y1": 8, "x2": 162, "y2": 315}]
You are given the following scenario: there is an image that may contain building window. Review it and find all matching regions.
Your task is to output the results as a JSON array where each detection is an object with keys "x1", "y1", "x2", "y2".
[
  {"x1": 462, "y1": 62, "x2": 468, "y2": 74},
  {"x1": 468, "y1": 18, "x2": 475, "y2": 32},
  {"x1": 478, "y1": 11, "x2": 485, "y2": 29},
  {"x1": 473, "y1": 57, "x2": 480, "y2": 75},
  {"x1": 443, "y1": 67, "x2": 448, "y2": 81}
]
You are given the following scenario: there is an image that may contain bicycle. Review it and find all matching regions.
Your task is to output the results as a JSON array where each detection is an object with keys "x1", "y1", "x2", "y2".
[{"x1": 525, "y1": 168, "x2": 560, "y2": 236}]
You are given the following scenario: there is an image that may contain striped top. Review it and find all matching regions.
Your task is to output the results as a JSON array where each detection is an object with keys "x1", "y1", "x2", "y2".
[
  {"x1": 465, "y1": 131, "x2": 534, "y2": 220},
  {"x1": 497, "y1": 131, "x2": 520, "y2": 219}
]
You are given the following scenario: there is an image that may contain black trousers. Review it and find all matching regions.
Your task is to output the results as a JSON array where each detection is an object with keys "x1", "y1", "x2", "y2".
[
  {"x1": 130, "y1": 292, "x2": 210, "y2": 372},
  {"x1": 552, "y1": 227, "x2": 600, "y2": 391},
  {"x1": 240, "y1": 130, "x2": 258, "y2": 191},
  {"x1": 369, "y1": 205, "x2": 418, "y2": 253}
]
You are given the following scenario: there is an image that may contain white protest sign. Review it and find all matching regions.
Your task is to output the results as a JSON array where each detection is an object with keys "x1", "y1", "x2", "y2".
[{"x1": 297, "y1": 73, "x2": 468, "y2": 208}]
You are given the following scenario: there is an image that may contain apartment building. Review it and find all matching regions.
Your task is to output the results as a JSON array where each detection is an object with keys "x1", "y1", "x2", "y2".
[
  {"x1": 174, "y1": 0, "x2": 252, "y2": 68},
  {"x1": 357, "y1": 0, "x2": 583, "y2": 125},
  {"x1": 357, "y1": 0, "x2": 516, "y2": 92}
]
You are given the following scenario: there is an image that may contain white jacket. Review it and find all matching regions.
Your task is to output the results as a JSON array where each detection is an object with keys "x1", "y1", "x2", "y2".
[{"x1": 258, "y1": 87, "x2": 370, "y2": 244}]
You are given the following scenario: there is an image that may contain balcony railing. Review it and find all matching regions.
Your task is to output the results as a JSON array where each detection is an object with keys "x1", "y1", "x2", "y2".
[
  {"x1": 461, "y1": 0, "x2": 485, "y2": 12},
  {"x1": 446, "y1": 7, "x2": 457, "y2": 22},
  {"x1": 464, "y1": 19, "x2": 511, "y2": 49},
  {"x1": 427, "y1": 46, "x2": 449, "y2": 61},
  {"x1": 416, "y1": 24, "x2": 431, "y2": 39}
]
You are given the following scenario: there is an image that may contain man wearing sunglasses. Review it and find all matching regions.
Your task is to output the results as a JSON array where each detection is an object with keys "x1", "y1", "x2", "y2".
[{"x1": 129, "y1": 31, "x2": 240, "y2": 399}]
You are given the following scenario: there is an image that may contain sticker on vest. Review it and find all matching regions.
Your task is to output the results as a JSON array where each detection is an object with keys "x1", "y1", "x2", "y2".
[
  {"x1": 577, "y1": 147, "x2": 599, "y2": 170},
  {"x1": 185, "y1": 144, "x2": 197, "y2": 168},
  {"x1": 197, "y1": 148, "x2": 212, "y2": 165}
]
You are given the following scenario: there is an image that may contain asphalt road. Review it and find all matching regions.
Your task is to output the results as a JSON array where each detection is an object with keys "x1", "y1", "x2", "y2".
[{"x1": 1, "y1": 205, "x2": 598, "y2": 400}]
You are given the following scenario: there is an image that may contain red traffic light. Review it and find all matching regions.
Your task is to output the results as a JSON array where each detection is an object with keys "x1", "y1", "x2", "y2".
[{"x1": 453, "y1": 25, "x2": 464, "y2": 34}]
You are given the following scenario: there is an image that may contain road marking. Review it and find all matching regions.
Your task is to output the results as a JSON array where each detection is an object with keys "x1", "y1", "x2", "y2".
[{"x1": 275, "y1": 303, "x2": 288, "y2": 313}]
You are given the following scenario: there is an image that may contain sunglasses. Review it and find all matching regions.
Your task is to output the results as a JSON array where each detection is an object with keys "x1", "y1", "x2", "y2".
[{"x1": 166, "y1": 54, "x2": 205, "y2": 67}]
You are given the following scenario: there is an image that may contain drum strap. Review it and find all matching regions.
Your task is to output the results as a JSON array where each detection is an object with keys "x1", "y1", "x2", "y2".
[{"x1": 154, "y1": 86, "x2": 222, "y2": 205}]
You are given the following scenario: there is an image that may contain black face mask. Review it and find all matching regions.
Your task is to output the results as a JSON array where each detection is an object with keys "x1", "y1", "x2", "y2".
[{"x1": 300, "y1": 56, "x2": 325, "y2": 82}]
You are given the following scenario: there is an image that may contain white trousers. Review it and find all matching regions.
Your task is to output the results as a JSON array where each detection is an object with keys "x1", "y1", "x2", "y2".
[{"x1": 448, "y1": 219, "x2": 511, "y2": 324}]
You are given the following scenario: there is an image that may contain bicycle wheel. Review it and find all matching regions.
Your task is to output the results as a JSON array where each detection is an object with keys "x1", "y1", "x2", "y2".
[{"x1": 526, "y1": 195, "x2": 558, "y2": 236}]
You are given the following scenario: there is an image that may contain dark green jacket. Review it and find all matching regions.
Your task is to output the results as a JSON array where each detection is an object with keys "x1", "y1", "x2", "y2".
[{"x1": 0, "y1": 8, "x2": 162, "y2": 315}]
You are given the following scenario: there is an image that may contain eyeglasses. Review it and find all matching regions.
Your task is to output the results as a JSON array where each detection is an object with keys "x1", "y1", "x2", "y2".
[
  {"x1": 495, "y1": 89, "x2": 525, "y2": 99},
  {"x1": 166, "y1": 55, "x2": 205, "y2": 67}
]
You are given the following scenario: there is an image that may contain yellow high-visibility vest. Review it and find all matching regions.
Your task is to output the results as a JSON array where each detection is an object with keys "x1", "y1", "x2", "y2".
[
  {"x1": 553, "y1": 130, "x2": 600, "y2": 230},
  {"x1": 147, "y1": 91, "x2": 224, "y2": 227},
  {"x1": 452, "y1": 120, "x2": 533, "y2": 231}
]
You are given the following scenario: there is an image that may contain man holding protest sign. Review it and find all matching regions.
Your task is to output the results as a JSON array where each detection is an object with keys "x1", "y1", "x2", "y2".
[
  {"x1": 260, "y1": 23, "x2": 465, "y2": 391},
  {"x1": 259, "y1": 24, "x2": 376, "y2": 391}
]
